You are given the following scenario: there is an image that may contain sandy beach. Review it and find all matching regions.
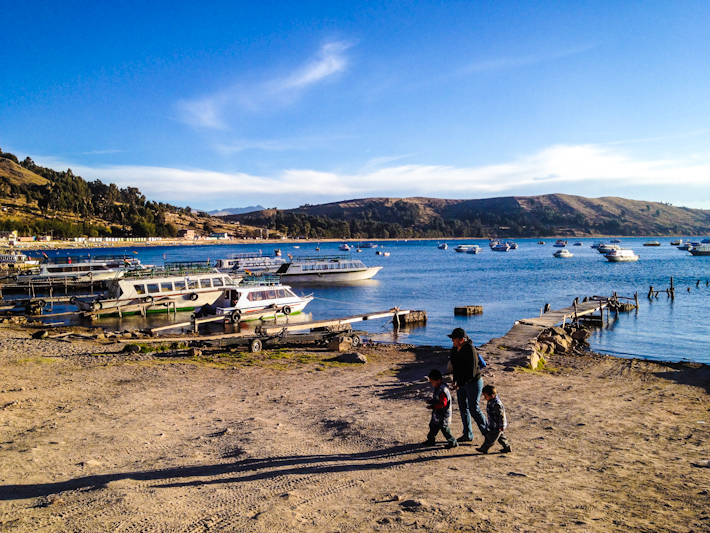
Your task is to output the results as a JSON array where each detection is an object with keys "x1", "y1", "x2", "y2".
[{"x1": 0, "y1": 325, "x2": 708, "y2": 532}]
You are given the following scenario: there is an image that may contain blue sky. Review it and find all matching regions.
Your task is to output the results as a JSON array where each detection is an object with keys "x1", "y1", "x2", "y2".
[{"x1": 1, "y1": 1, "x2": 710, "y2": 210}]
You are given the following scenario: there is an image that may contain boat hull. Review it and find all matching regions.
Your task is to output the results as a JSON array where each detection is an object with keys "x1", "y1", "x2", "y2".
[
  {"x1": 280, "y1": 266, "x2": 382, "y2": 283},
  {"x1": 605, "y1": 255, "x2": 639, "y2": 262},
  {"x1": 76, "y1": 289, "x2": 225, "y2": 317}
]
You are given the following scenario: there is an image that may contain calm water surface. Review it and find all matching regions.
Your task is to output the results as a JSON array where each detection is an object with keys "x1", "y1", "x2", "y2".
[{"x1": 38, "y1": 238, "x2": 710, "y2": 364}]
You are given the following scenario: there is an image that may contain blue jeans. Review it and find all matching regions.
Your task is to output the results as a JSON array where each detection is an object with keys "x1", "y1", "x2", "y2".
[{"x1": 456, "y1": 378, "x2": 487, "y2": 439}]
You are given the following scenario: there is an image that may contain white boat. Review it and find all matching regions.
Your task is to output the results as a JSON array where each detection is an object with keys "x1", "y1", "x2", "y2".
[
  {"x1": 214, "y1": 275, "x2": 313, "y2": 322},
  {"x1": 491, "y1": 243, "x2": 510, "y2": 252},
  {"x1": 16, "y1": 254, "x2": 147, "y2": 283},
  {"x1": 689, "y1": 245, "x2": 710, "y2": 256},
  {"x1": 0, "y1": 252, "x2": 40, "y2": 269},
  {"x1": 465, "y1": 245, "x2": 482, "y2": 254},
  {"x1": 610, "y1": 239, "x2": 621, "y2": 244},
  {"x1": 597, "y1": 244, "x2": 621, "y2": 254},
  {"x1": 505, "y1": 241, "x2": 518, "y2": 249},
  {"x1": 454, "y1": 244, "x2": 477, "y2": 253},
  {"x1": 74, "y1": 262, "x2": 235, "y2": 316},
  {"x1": 360, "y1": 242, "x2": 378, "y2": 249},
  {"x1": 214, "y1": 252, "x2": 286, "y2": 275},
  {"x1": 274, "y1": 255, "x2": 382, "y2": 283},
  {"x1": 553, "y1": 249, "x2": 573, "y2": 258},
  {"x1": 678, "y1": 241, "x2": 694, "y2": 250},
  {"x1": 438, "y1": 243, "x2": 448, "y2": 250},
  {"x1": 339, "y1": 243, "x2": 351, "y2": 251},
  {"x1": 605, "y1": 249, "x2": 639, "y2": 262},
  {"x1": 553, "y1": 240, "x2": 567, "y2": 247}
]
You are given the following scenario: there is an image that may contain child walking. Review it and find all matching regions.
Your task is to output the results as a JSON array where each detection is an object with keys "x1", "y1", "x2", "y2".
[
  {"x1": 477, "y1": 384, "x2": 512, "y2": 454},
  {"x1": 423, "y1": 369, "x2": 458, "y2": 449}
]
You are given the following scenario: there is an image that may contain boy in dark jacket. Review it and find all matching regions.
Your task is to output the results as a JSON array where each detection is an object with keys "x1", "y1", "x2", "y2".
[
  {"x1": 476, "y1": 384, "x2": 512, "y2": 454},
  {"x1": 422, "y1": 369, "x2": 458, "y2": 449}
]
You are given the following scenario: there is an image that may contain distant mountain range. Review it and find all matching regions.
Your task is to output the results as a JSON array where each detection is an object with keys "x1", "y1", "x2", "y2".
[
  {"x1": 226, "y1": 194, "x2": 710, "y2": 239},
  {"x1": 207, "y1": 206, "x2": 265, "y2": 216}
]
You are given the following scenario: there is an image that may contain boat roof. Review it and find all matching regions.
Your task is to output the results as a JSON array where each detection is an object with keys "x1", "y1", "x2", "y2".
[
  {"x1": 288, "y1": 254, "x2": 352, "y2": 263},
  {"x1": 45, "y1": 254, "x2": 140, "y2": 264}
]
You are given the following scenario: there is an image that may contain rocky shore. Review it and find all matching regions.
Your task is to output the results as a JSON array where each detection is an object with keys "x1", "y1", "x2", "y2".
[{"x1": 0, "y1": 324, "x2": 708, "y2": 532}]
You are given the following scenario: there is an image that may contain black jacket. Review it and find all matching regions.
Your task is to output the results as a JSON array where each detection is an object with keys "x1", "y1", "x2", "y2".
[{"x1": 450, "y1": 341, "x2": 480, "y2": 386}]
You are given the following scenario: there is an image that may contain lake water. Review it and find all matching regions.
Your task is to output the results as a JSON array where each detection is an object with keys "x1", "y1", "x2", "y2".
[{"x1": 36, "y1": 238, "x2": 710, "y2": 364}]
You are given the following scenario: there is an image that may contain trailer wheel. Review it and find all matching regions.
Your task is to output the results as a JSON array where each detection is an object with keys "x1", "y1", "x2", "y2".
[
  {"x1": 144, "y1": 295, "x2": 153, "y2": 304},
  {"x1": 96, "y1": 300, "x2": 103, "y2": 310},
  {"x1": 250, "y1": 338, "x2": 263, "y2": 353},
  {"x1": 69, "y1": 296, "x2": 77, "y2": 304},
  {"x1": 350, "y1": 334, "x2": 362, "y2": 348},
  {"x1": 282, "y1": 305, "x2": 292, "y2": 316},
  {"x1": 190, "y1": 293, "x2": 198, "y2": 301},
  {"x1": 230, "y1": 310, "x2": 242, "y2": 324}
]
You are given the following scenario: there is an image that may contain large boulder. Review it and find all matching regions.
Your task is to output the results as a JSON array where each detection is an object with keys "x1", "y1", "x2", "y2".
[
  {"x1": 572, "y1": 329, "x2": 591, "y2": 341},
  {"x1": 336, "y1": 352, "x2": 367, "y2": 364},
  {"x1": 328, "y1": 336, "x2": 353, "y2": 352}
]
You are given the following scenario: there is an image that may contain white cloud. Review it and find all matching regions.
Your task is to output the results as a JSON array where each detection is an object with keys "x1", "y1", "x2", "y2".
[
  {"x1": 41, "y1": 144, "x2": 710, "y2": 208},
  {"x1": 461, "y1": 44, "x2": 597, "y2": 74},
  {"x1": 175, "y1": 41, "x2": 352, "y2": 129}
]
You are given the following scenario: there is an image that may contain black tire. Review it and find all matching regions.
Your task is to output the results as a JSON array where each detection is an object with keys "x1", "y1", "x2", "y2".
[
  {"x1": 350, "y1": 334, "x2": 362, "y2": 348},
  {"x1": 144, "y1": 295, "x2": 153, "y2": 304},
  {"x1": 190, "y1": 313, "x2": 196, "y2": 320},
  {"x1": 282, "y1": 305, "x2": 292, "y2": 316},
  {"x1": 36, "y1": 299, "x2": 46, "y2": 308},
  {"x1": 250, "y1": 338, "x2": 262, "y2": 353},
  {"x1": 69, "y1": 296, "x2": 77, "y2": 304},
  {"x1": 230, "y1": 310, "x2": 242, "y2": 324},
  {"x1": 190, "y1": 293, "x2": 198, "y2": 301}
]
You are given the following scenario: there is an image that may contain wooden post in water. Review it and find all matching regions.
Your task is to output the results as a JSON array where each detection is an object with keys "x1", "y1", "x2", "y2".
[{"x1": 634, "y1": 291, "x2": 639, "y2": 309}]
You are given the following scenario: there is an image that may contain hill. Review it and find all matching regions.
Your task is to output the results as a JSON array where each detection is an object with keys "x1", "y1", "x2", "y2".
[
  {"x1": 206, "y1": 205, "x2": 265, "y2": 216},
  {"x1": 224, "y1": 195, "x2": 710, "y2": 239}
]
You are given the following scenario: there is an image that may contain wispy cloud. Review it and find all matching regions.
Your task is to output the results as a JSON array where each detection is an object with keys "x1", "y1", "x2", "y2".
[
  {"x1": 81, "y1": 149, "x2": 125, "y2": 155},
  {"x1": 175, "y1": 41, "x2": 353, "y2": 130},
  {"x1": 460, "y1": 44, "x2": 597, "y2": 74},
  {"x1": 365, "y1": 154, "x2": 415, "y2": 167},
  {"x1": 44, "y1": 144, "x2": 710, "y2": 209}
]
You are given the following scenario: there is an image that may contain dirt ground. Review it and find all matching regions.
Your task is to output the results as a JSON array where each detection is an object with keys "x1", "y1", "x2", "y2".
[{"x1": 0, "y1": 326, "x2": 708, "y2": 532}]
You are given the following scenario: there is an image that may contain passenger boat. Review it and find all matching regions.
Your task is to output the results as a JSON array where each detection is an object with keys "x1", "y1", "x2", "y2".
[
  {"x1": 74, "y1": 262, "x2": 235, "y2": 316},
  {"x1": 438, "y1": 243, "x2": 448, "y2": 250},
  {"x1": 454, "y1": 244, "x2": 477, "y2": 253},
  {"x1": 274, "y1": 254, "x2": 382, "y2": 282},
  {"x1": 605, "y1": 249, "x2": 639, "y2": 262},
  {"x1": 689, "y1": 245, "x2": 710, "y2": 256},
  {"x1": 610, "y1": 239, "x2": 621, "y2": 244},
  {"x1": 214, "y1": 252, "x2": 286, "y2": 275},
  {"x1": 0, "y1": 252, "x2": 40, "y2": 269},
  {"x1": 553, "y1": 249, "x2": 573, "y2": 258},
  {"x1": 465, "y1": 245, "x2": 482, "y2": 254},
  {"x1": 16, "y1": 254, "x2": 147, "y2": 283},
  {"x1": 553, "y1": 240, "x2": 567, "y2": 247},
  {"x1": 643, "y1": 240, "x2": 661, "y2": 246},
  {"x1": 491, "y1": 243, "x2": 510, "y2": 252},
  {"x1": 338, "y1": 243, "x2": 351, "y2": 251},
  {"x1": 214, "y1": 275, "x2": 313, "y2": 322},
  {"x1": 597, "y1": 244, "x2": 621, "y2": 254}
]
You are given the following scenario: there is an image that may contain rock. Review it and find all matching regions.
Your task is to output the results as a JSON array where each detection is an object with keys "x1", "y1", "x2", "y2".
[
  {"x1": 122, "y1": 344, "x2": 141, "y2": 353},
  {"x1": 336, "y1": 352, "x2": 367, "y2": 364},
  {"x1": 328, "y1": 336, "x2": 353, "y2": 352},
  {"x1": 94, "y1": 332, "x2": 106, "y2": 340},
  {"x1": 82, "y1": 459, "x2": 102, "y2": 468},
  {"x1": 400, "y1": 499, "x2": 426, "y2": 508},
  {"x1": 550, "y1": 326, "x2": 567, "y2": 337},
  {"x1": 527, "y1": 352, "x2": 544, "y2": 370},
  {"x1": 572, "y1": 329, "x2": 590, "y2": 341},
  {"x1": 398, "y1": 310, "x2": 427, "y2": 324},
  {"x1": 507, "y1": 471, "x2": 528, "y2": 477},
  {"x1": 538, "y1": 335, "x2": 555, "y2": 344},
  {"x1": 554, "y1": 337, "x2": 571, "y2": 352},
  {"x1": 188, "y1": 348, "x2": 202, "y2": 357},
  {"x1": 31, "y1": 330, "x2": 49, "y2": 339},
  {"x1": 121, "y1": 332, "x2": 133, "y2": 339}
]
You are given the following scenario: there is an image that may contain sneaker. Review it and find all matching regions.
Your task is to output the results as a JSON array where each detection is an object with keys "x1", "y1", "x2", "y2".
[
  {"x1": 501, "y1": 446, "x2": 512, "y2": 454},
  {"x1": 421, "y1": 440, "x2": 436, "y2": 446},
  {"x1": 476, "y1": 446, "x2": 488, "y2": 454},
  {"x1": 458, "y1": 436, "x2": 473, "y2": 443},
  {"x1": 445, "y1": 441, "x2": 458, "y2": 449}
]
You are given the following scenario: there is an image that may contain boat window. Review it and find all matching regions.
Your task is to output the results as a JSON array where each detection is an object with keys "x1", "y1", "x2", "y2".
[
  {"x1": 212, "y1": 277, "x2": 224, "y2": 287},
  {"x1": 187, "y1": 279, "x2": 198, "y2": 290},
  {"x1": 285, "y1": 289, "x2": 296, "y2": 298},
  {"x1": 223, "y1": 276, "x2": 234, "y2": 286},
  {"x1": 200, "y1": 279, "x2": 212, "y2": 289},
  {"x1": 277, "y1": 289, "x2": 287, "y2": 298},
  {"x1": 134, "y1": 284, "x2": 146, "y2": 295},
  {"x1": 160, "y1": 282, "x2": 173, "y2": 292},
  {"x1": 147, "y1": 283, "x2": 160, "y2": 294},
  {"x1": 247, "y1": 291, "x2": 263, "y2": 302},
  {"x1": 174, "y1": 280, "x2": 186, "y2": 291},
  {"x1": 266, "y1": 290, "x2": 277, "y2": 299}
]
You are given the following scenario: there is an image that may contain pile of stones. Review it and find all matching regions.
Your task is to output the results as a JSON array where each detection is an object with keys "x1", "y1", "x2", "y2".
[{"x1": 529, "y1": 325, "x2": 591, "y2": 368}]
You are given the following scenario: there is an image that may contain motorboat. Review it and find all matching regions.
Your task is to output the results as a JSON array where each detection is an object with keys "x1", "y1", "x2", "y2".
[
  {"x1": 465, "y1": 245, "x2": 482, "y2": 254},
  {"x1": 573, "y1": 242, "x2": 583, "y2": 246},
  {"x1": 74, "y1": 261, "x2": 235, "y2": 316},
  {"x1": 214, "y1": 252, "x2": 286, "y2": 276},
  {"x1": 678, "y1": 241, "x2": 694, "y2": 250},
  {"x1": 15, "y1": 254, "x2": 148, "y2": 283},
  {"x1": 338, "y1": 243, "x2": 351, "y2": 251},
  {"x1": 214, "y1": 275, "x2": 313, "y2": 323},
  {"x1": 610, "y1": 239, "x2": 621, "y2": 244},
  {"x1": 553, "y1": 249, "x2": 573, "y2": 258},
  {"x1": 643, "y1": 240, "x2": 661, "y2": 246},
  {"x1": 605, "y1": 249, "x2": 639, "y2": 262},
  {"x1": 670, "y1": 239, "x2": 681, "y2": 245},
  {"x1": 597, "y1": 244, "x2": 621, "y2": 254},
  {"x1": 360, "y1": 242, "x2": 378, "y2": 249},
  {"x1": 537, "y1": 241, "x2": 545, "y2": 245},
  {"x1": 454, "y1": 244, "x2": 477, "y2": 253},
  {"x1": 488, "y1": 240, "x2": 500, "y2": 249},
  {"x1": 505, "y1": 241, "x2": 518, "y2": 249},
  {"x1": 438, "y1": 243, "x2": 448, "y2": 250},
  {"x1": 689, "y1": 245, "x2": 710, "y2": 256},
  {"x1": 491, "y1": 243, "x2": 510, "y2": 252},
  {"x1": 274, "y1": 254, "x2": 382, "y2": 282},
  {"x1": 591, "y1": 243, "x2": 603, "y2": 249},
  {"x1": 553, "y1": 240, "x2": 567, "y2": 247}
]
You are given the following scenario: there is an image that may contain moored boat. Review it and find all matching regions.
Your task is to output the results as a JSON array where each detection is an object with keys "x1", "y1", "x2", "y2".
[
  {"x1": 591, "y1": 243, "x2": 603, "y2": 249},
  {"x1": 454, "y1": 244, "x2": 477, "y2": 253},
  {"x1": 465, "y1": 245, "x2": 482, "y2": 254},
  {"x1": 338, "y1": 243, "x2": 351, "y2": 251},
  {"x1": 553, "y1": 249, "x2": 573, "y2": 258},
  {"x1": 605, "y1": 249, "x2": 639, "y2": 262},
  {"x1": 537, "y1": 241, "x2": 545, "y2": 245},
  {"x1": 643, "y1": 240, "x2": 661, "y2": 246},
  {"x1": 597, "y1": 244, "x2": 621, "y2": 254},
  {"x1": 275, "y1": 254, "x2": 382, "y2": 282},
  {"x1": 573, "y1": 242, "x2": 583, "y2": 246},
  {"x1": 214, "y1": 252, "x2": 286, "y2": 275},
  {"x1": 16, "y1": 254, "x2": 147, "y2": 283},
  {"x1": 438, "y1": 243, "x2": 448, "y2": 250},
  {"x1": 360, "y1": 242, "x2": 378, "y2": 249},
  {"x1": 689, "y1": 244, "x2": 710, "y2": 256},
  {"x1": 610, "y1": 238, "x2": 621, "y2": 244},
  {"x1": 505, "y1": 241, "x2": 518, "y2": 249},
  {"x1": 670, "y1": 239, "x2": 681, "y2": 245},
  {"x1": 553, "y1": 240, "x2": 567, "y2": 247},
  {"x1": 678, "y1": 241, "x2": 694, "y2": 250},
  {"x1": 491, "y1": 243, "x2": 510, "y2": 252},
  {"x1": 0, "y1": 252, "x2": 40, "y2": 269}
]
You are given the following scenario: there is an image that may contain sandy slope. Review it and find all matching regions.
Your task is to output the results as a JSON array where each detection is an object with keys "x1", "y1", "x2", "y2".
[{"x1": 0, "y1": 328, "x2": 708, "y2": 532}]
